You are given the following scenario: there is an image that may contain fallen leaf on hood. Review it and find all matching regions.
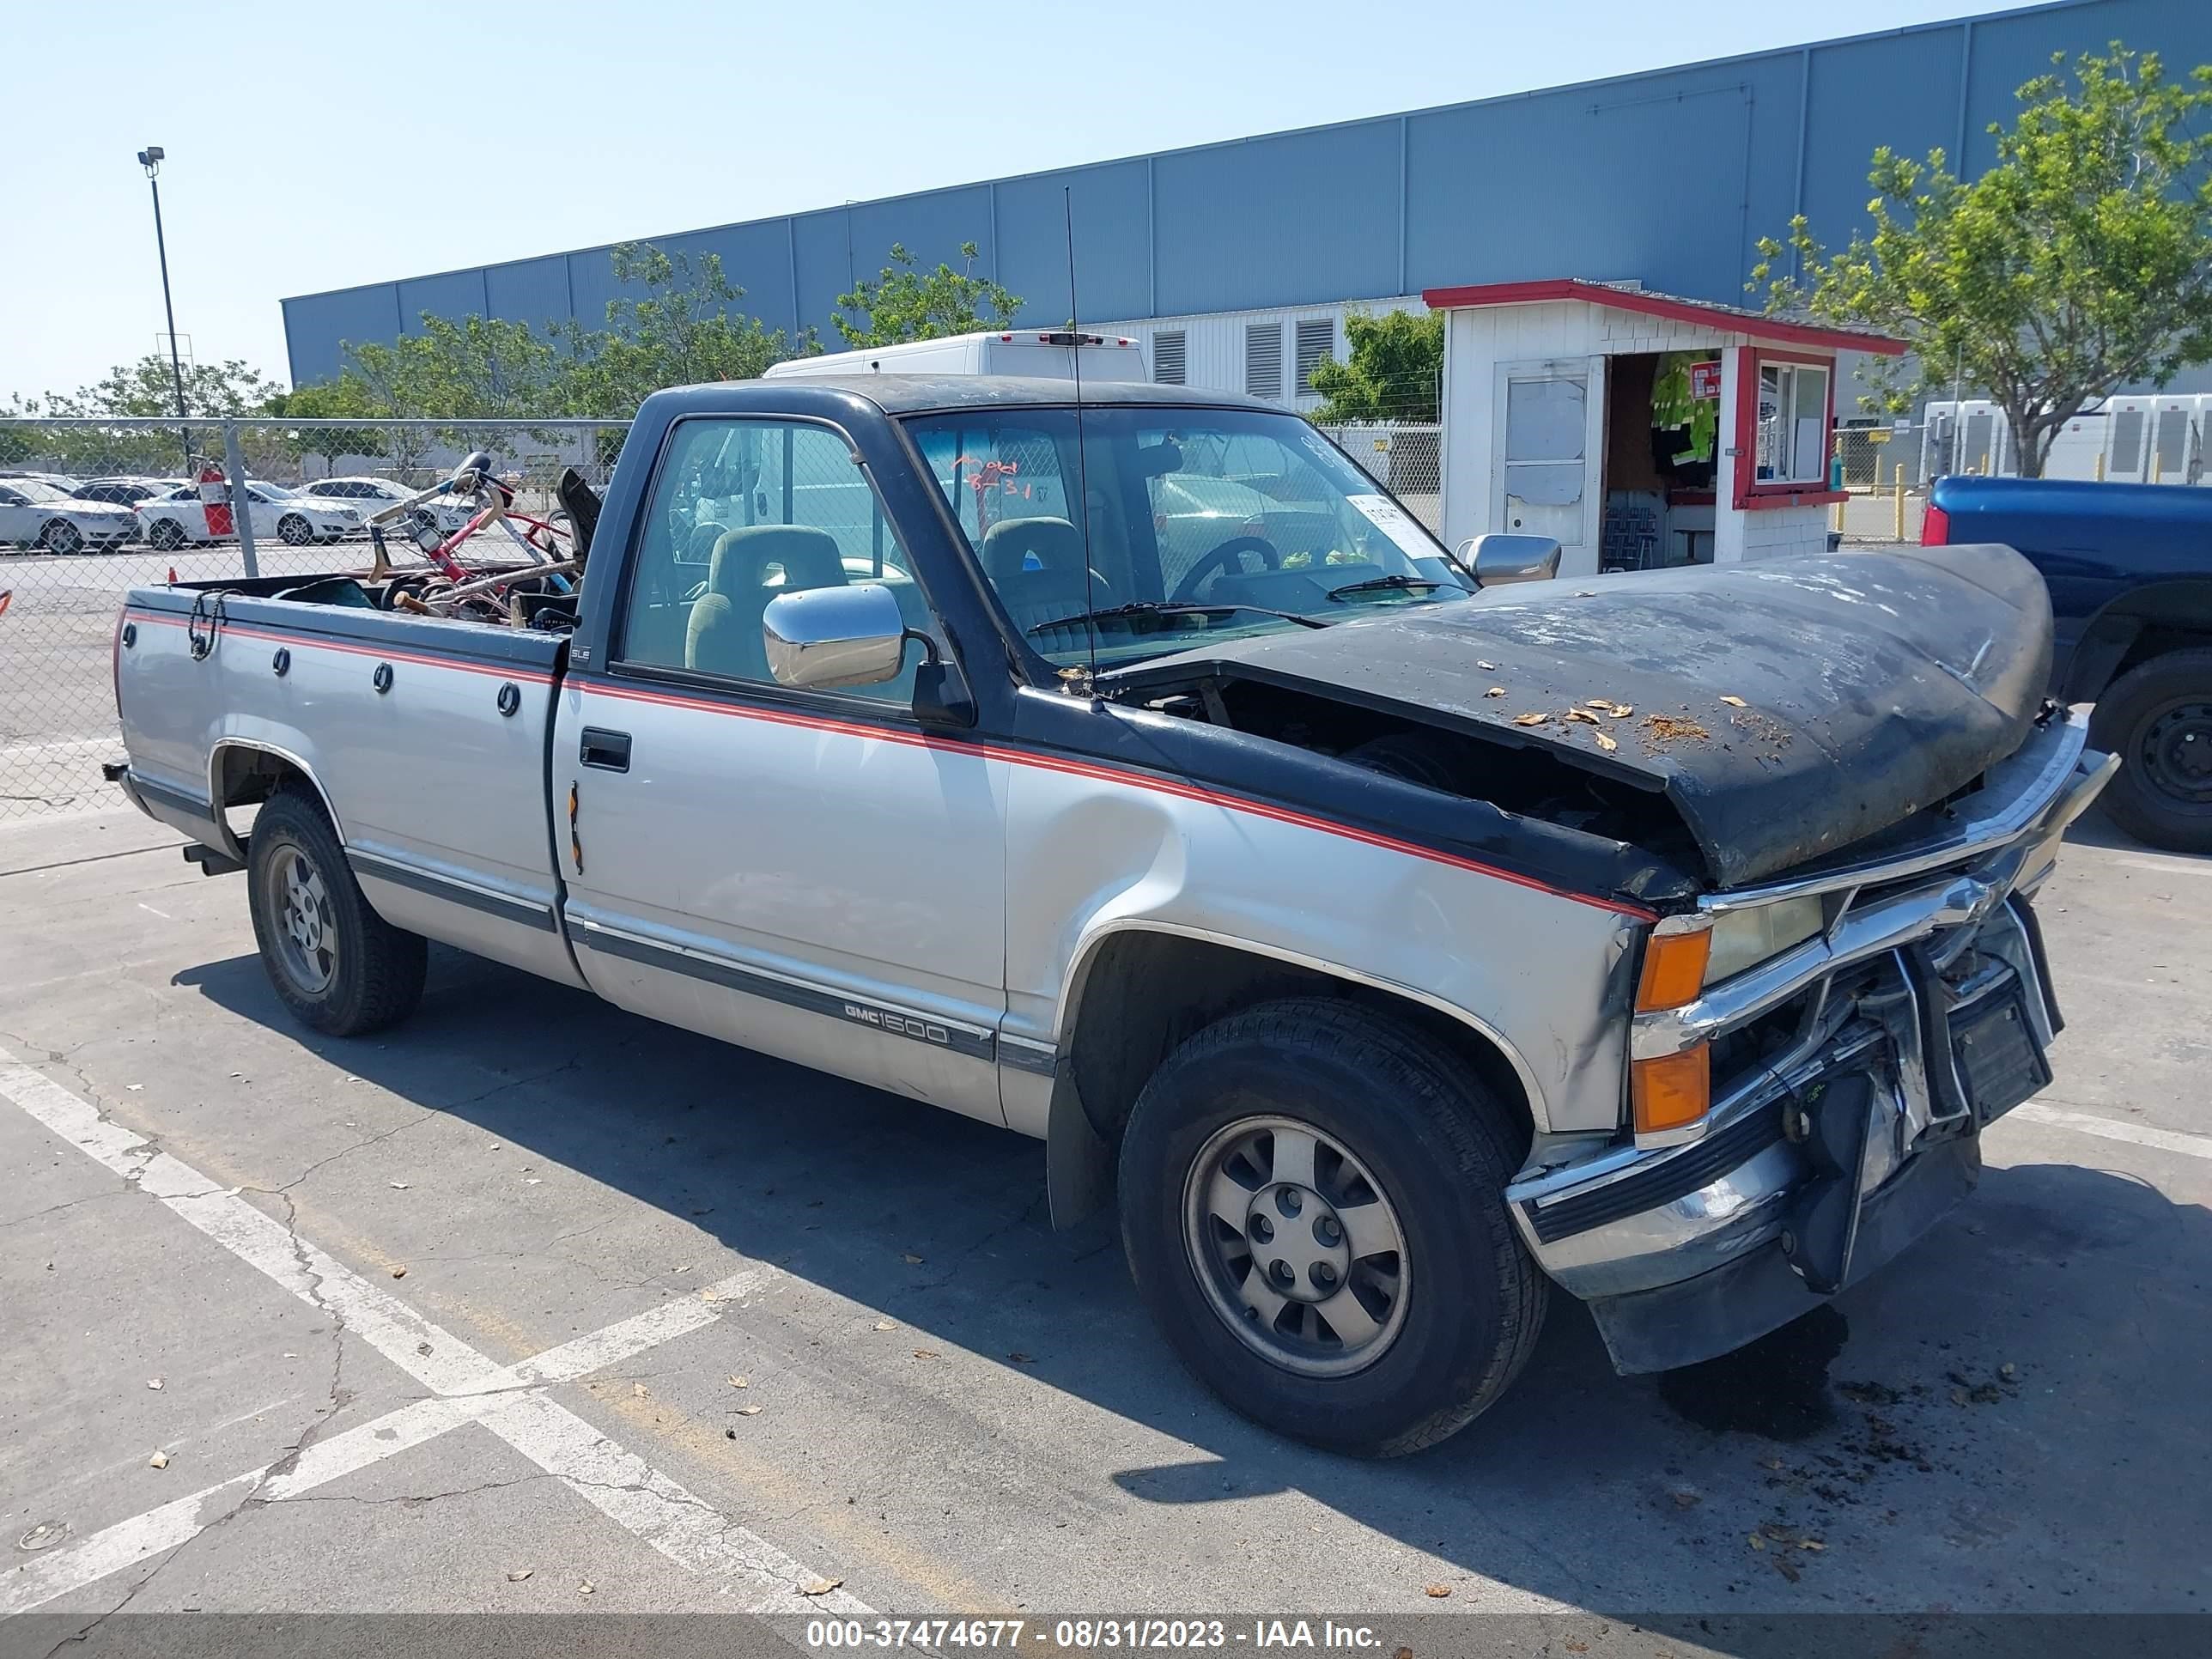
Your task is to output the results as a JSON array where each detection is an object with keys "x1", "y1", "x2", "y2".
[
  {"x1": 902, "y1": 1253, "x2": 924, "y2": 1265},
  {"x1": 149, "y1": 1451, "x2": 170, "y2": 1469},
  {"x1": 2000, "y1": 1362, "x2": 2018, "y2": 1379},
  {"x1": 728, "y1": 1375, "x2": 750, "y2": 1389},
  {"x1": 1671, "y1": 1490, "x2": 1700, "y2": 1509},
  {"x1": 1799, "y1": 1539, "x2": 1826, "y2": 1552},
  {"x1": 1008, "y1": 1351, "x2": 1038, "y2": 1364},
  {"x1": 800, "y1": 1577, "x2": 843, "y2": 1597},
  {"x1": 1564, "y1": 708, "x2": 1601, "y2": 725},
  {"x1": 872, "y1": 1320, "x2": 897, "y2": 1332},
  {"x1": 1512, "y1": 712, "x2": 1547, "y2": 726},
  {"x1": 1424, "y1": 1583, "x2": 1452, "y2": 1599},
  {"x1": 1607, "y1": 704, "x2": 1634, "y2": 719},
  {"x1": 1772, "y1": 1555, "x2": 1802, "y2": 1583},
  {"x1": 1719, "y1": 695, "x2": 1748, "y2": 708},
  {"x1": 506, "y1": 1568, "x2": 533, "y2": 1583},
  {"x1": 1485, "y1": 686, "x2": 1506, "y2": 697},
  {"x1": 1595, "y1": 732, "x2": 1619, "y2": 752},
  {"x1": 1475, "y1": 660, "x2": 1496, "y2": 671},
  {"x1": 1747, "y1": 1533, "x2": 1766, "y2": 1551}
]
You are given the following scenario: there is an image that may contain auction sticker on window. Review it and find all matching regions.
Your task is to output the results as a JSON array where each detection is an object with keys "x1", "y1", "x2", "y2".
[{"x1": 1346, "y1": 493, "x2": 1435, "y2": 558}]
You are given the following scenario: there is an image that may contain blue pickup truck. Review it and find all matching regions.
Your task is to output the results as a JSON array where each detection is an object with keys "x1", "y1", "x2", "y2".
[{"x1": 1925, "y1": 474, "x2": 2211, "y2": 852}]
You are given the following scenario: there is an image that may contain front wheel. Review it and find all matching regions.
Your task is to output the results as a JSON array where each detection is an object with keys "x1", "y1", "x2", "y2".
[
  {"x1": 1118, "y1": 998, "x2": 1546, "y2": 1457},
  {"x1": 246, "y1": 787, "x2": 426, "y2": 1035},
  {"x1": 2089, "y1": 647, "x2": 2212, "y2": 854},
  {"x1": 40, "y1": 520, "x2": 82, "y2": 556},
  {"x1": 277, "y1": 514, "x2": 314, "y2": 546}
]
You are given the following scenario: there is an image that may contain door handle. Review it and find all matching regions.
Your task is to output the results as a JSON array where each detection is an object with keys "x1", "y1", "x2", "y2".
[{"x1": 580, "y1": 726, "x2": 631, "y2": 772}]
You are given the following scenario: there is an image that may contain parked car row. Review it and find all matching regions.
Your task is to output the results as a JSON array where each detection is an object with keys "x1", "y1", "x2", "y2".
[{"x1": 0, "y1": 471, "x2": 477, "y2": 554}]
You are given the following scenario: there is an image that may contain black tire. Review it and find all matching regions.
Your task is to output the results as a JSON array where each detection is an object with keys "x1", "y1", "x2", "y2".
[
  {"x1": 40, "y1": 519, "x2": 82, "y2": 556},
  {"x1": 2087, "y1": 647, "x2": 2212, "y2": 854},
  {"x1": 148, "y1": 519, "x2": 187, "y2": 553},
  {"x1": 246, "y1": 787, "x2": 426, "y2": 1036},
  {"x1": 277, "y1": 514, "x2": 313, "y2": 546},
  {"x1": 1118, "y1": 997, "x2": 1547, "y2": 1457}
]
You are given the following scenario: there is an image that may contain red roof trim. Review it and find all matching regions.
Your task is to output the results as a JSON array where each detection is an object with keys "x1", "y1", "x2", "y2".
[{"x1": 1419, "y1": 279, "x2": 1908, "y2": 356}]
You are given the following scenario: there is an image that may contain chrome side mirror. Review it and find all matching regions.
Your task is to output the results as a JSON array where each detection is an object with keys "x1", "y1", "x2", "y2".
[
  {"x1": 1462, "y1": 532, "x2": 1562, "y2": 586},
  {"x1": 763, "y1": 582, "x2": 911, "y2": 690}
]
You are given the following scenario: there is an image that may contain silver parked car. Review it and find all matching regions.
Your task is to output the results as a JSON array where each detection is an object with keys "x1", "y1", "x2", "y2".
[
  {"x1": 0, "y1": 478, "x2": 141, "y2": 552},
  {"x1": 108, "y1": 377, "x2": 2112, "y2": 1455}
]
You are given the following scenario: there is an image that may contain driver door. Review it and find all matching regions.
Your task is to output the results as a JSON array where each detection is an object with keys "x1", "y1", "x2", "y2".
[{"x1": 555, "y1": 415, "x2": 1011, "y2": 1124}]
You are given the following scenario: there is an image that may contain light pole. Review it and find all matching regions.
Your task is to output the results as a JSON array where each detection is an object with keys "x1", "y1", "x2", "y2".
[{"x1": 137, "y1": 146, "x2": 191, "y2": 470}]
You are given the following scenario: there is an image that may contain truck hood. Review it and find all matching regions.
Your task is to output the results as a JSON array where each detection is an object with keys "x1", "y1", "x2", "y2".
[{"x1": 1123, "y1": 544, "x2": 2053, "y2": 889}]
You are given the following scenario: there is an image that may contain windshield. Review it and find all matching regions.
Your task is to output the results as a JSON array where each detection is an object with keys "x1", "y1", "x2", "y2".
[
  {"x1": 254, "y1": 482, "x2": 297, "y2": 500},
  {"x1": 13, "y1": 481, "x2": 72, "y2": 503},
  {"x1": 903, "y1": 405, "x2": 1471, "y2": 672}
]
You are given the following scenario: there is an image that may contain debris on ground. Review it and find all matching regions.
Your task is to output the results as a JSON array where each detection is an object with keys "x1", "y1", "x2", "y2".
[
  {"x1": 146, "y1": 1377, "x2": 162, "y2": 1391},
  {"x1": 1424, "y1": 1584, "x2": 1451, "y2": 1599},
  {"x1": 148, "y1": 1451, "x2": 169, "y2": 1469},
  {"x1": 734, "y1": 1405, "x2": 762, "y2": 1416},
  {"x1": 728, "y1": 1375, "x2": 750, "y2": 1389},
  {"x1": 390, "y1": 1266, "x2": 407, "y2": 1279},
  {"x1": 1485, "y1": 686, "x2": 1506, "y2": 697},
  {"x1": 388, "y1": 1181, "x2": 410, "y2": 1190},
  {"x1": 914, "y1": 1349, "x2": 939, "y2": 1359},
  {"x1": 872, "y1": 1320, "x2": 897, "y2": 1332},
  {"x1": 507, "y1": 1568, "x2": 533, "y2": 1583},
  {"x1": 800, "y1": 1577, "x2": 843, "y2": 1597}
]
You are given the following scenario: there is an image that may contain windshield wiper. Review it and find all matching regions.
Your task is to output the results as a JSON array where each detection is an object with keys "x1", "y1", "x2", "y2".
[
  {"x1": 1326, "y1": 573, "x2": 1443, "y2": 602},
  {"x1": 1027, "y1": 599, "x2": 1327, "y2": 636}
]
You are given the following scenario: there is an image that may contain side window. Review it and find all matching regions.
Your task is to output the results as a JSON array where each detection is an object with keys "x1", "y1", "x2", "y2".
[{"x1": 619, "y1": 418, "x2": 936, "y2": 704}]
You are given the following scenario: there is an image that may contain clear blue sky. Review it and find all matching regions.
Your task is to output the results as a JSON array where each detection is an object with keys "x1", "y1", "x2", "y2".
[{"x1": 1, "y1": 0, "x2": 1999, "y2": 399}]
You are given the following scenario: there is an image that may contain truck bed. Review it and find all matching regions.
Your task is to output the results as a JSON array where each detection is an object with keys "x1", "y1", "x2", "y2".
[{"x1": 114, "y1": 574, "x2": 582, "y2": 988}]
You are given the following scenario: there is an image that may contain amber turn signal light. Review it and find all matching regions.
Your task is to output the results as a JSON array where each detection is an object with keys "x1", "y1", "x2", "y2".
[
  {"x1": 1637, "y1": 925, "x2": 1711, "y2": 1012},
  {"x1": 1632, "y1": 1045, "x2": 1711, "y2": 1137}
]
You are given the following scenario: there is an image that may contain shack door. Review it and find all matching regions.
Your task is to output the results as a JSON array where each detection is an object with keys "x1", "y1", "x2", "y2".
[{"x1": 1496, "y1": 363, "x2": 1600, "y2": 576}]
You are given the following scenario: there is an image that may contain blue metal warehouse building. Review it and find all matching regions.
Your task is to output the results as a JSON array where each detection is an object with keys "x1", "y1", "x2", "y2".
[{"x1": 281, "y1": 0, "x2": 2212, "y2": 396}]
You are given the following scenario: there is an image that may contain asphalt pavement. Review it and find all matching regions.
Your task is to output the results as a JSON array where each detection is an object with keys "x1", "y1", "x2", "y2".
[{"x1": 0, "y1": 797, "x2": 2206, "y2": 1655}]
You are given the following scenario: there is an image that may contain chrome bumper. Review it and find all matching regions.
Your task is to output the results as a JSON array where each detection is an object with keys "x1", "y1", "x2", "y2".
[{"x1": 1504, "y1": 712, "x2": 2115, "y2": 1370}]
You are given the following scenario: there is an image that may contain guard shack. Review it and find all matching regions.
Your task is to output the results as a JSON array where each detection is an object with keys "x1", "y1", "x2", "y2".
[{"x1": 1425, "y1": 280, "x2": 1905, "y2": 577}]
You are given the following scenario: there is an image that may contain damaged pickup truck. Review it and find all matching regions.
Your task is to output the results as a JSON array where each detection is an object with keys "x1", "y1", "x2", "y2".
[{"x1": 109, "y1": 377, "x2": 2113, "y2": 1455}]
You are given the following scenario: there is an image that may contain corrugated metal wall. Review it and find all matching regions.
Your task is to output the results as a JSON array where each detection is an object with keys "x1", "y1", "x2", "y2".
[{"x1": 280, "y1": 0, "x2": 2212, "y2": 390}]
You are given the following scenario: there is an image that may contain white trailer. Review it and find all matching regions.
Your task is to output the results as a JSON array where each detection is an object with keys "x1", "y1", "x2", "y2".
[{"x1": 764, "y1": 330, "x2": 1147, "y2": 384}]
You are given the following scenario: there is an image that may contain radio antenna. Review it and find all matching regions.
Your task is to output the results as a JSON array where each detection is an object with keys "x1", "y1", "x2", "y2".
[{"x1": 1063, "y1": 186, "x2": 1100, "y2": 695}]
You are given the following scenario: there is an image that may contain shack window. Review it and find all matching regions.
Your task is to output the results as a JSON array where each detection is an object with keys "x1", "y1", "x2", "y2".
[{"x1": 1755, "y1": 361, "x2": 1831, "y2": 484}]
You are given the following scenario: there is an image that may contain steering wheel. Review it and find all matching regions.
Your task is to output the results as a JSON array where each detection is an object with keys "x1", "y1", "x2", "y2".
[{"x1": 1170, "y1": 535, "x2": 1283, "y2": 602}]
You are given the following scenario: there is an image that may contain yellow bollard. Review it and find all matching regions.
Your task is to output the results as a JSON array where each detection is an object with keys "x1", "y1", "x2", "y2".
[
  {"x1": 2152, "y1": 454, "x2": 2163, "y2": 485},
  {"x1": 2095, "y1": 451, "x2": 2106, "y2": 483},
  {"x1": 1832, "y1": 497, "x2": 1844, "y2": 534},
  {"x1": 1893, "y1": 464, "x2": 1905, "y2": 541}
]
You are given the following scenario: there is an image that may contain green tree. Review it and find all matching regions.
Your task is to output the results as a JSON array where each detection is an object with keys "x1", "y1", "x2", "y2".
[
  {"x1": 345, "y1": 314, "x2": 561, "y2": 422},
  {"x1": 1308, "y1": 309, "x2": 1443, "y2": 424},
  {"x1": 37, "y1": 353, "x2": 284, "y2": 419},
  {"x1": 1751, "y1": 43, "x2": 2212, "y2": 477},
  {"x1": 269, "y1": 373, "x2": 391, "y2": 469},
  {"x1": 556, "y1": 241, "x2": 810, "y2": 416},
  {"x1": 832, "y1": 241, "x2": 1020, "y2": 348}
]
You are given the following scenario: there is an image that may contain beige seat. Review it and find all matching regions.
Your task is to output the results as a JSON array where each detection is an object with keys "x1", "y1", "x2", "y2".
[
  {"x1": 978, "y1": 517, "x2": 1115, "y2": 645},
  {"x1": 685, "y1": 525, "x2": 847, "y2": 682}
]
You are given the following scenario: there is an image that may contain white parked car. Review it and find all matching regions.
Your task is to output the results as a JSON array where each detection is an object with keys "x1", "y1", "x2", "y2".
[
  {"x1": 137, "y1": 482, "x2": 362, "y2": 550},
  {"x1": 298, "y1": 476, "x2": 473, "y2": 538},
  {"x1": 0, "y1": 479, "x2": 141, "y2": 553}
]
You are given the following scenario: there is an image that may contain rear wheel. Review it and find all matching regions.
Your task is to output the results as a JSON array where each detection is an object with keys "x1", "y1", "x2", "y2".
[
  {"x1": 2089, "y1": 648, "x2": 2212, "y2": 853},
  {"x1": 1118, "y1": 998, "x2": 1546, "y2": 1457},
  {"x1": 246, "y1": 787, "x2": 426, "y2": 1036},
  {"x1": 148, "y1": 519, "x2": 187, "y2": 552},
  {"x1": 40, "y1": 520, "x2": 82, "y2": 556}
]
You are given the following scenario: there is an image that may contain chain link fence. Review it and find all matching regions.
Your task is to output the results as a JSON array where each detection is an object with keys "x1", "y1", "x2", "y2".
[
  {"x1": 0, "y1": 417, "x2": 629, "y2": 822},
  {"x1": 1313, "y1": 422, "x2": 1442, "y2": 531},
  {"x1": 1832, "y1": 424, "x2": 1929, "y2": 544}
]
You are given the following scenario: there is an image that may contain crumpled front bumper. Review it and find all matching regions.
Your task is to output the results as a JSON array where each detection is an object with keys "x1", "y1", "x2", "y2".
[{"x1": 1504, "y1": 711, "x2": 2115, "y2": 1375}]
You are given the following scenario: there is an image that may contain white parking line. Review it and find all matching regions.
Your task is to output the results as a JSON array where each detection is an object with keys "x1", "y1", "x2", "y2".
[
  {"x1": 0, "y1": 1044, "x2": 867, "y2": 1617},
  {"x1": 2008, "y1": 1101, "x2": 2212, "y2": 1161}
]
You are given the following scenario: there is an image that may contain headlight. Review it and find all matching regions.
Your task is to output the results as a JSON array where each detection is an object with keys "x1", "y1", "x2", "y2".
[{"x1": 1704, "y1": 896, "x2": 1825, "y2": 985}]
